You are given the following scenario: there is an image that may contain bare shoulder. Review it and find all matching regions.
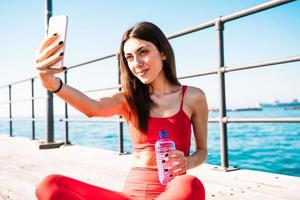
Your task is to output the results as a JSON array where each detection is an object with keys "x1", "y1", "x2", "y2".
[
  {"x1": 110, "y1": 90, "x2": 131, "y2": 119},
  {"x1": 110, "y1": 91, "x2": 129, "y2": 110},
  {"x1": 111, "y1": 90, "x2": 126, "y2": 102},
  {"x1": 93, "y1": 90, "x2": 129, "y2": 117},
  {"x1": 185, "y1": 86, "x2": 206, "y2": 102},
  {"x1": 184, "y1": 86, "x2": 208, "y2": 114}
]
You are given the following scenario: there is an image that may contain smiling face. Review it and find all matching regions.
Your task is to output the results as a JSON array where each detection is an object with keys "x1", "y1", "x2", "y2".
[{"x1": 123, "y1": 38, "x2": 166, "y2": 84}]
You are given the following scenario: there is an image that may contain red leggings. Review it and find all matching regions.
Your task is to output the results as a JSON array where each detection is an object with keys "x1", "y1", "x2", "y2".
[{"x1": 36, "y1": 168, "x2": 205, "y2": 200}]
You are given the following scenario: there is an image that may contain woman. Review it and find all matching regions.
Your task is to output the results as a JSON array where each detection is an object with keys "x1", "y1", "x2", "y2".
[{"x1": 35, "y1": 21, "x2": 208, "y2": 200}]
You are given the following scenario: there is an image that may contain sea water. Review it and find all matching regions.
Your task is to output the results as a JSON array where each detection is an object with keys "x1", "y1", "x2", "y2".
[{"x1": 0, "y1": 107, "x2": 299, "y2": 177}]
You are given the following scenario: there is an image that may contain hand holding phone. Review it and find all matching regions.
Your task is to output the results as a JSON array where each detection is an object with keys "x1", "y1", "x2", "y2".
[{"x1": 47, "y1": 15, "x2": 68, "y2": 69}]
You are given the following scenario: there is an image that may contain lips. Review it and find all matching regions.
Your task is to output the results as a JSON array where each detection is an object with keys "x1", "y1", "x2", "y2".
[{"x1": 136, "y1": 68, "x2": 149, "y2": 76}]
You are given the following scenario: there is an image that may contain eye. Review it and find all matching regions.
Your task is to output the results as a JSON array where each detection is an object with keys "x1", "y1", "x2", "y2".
[
  {"x1": 140, "y1": 49, "x2": 148, "y2": 55},
  {"x1": 125, "y1": 55, "x2": 133, "y2": 62}
]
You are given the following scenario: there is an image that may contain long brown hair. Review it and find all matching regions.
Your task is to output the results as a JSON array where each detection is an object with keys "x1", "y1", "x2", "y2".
[{"x1": 119, "y1": 22, "x2": 180, "y2": 133}]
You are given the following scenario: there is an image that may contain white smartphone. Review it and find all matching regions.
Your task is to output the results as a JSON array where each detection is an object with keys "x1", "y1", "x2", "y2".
[{"x1": 47, "y1": 15, "x2": 68, "y2": 69}]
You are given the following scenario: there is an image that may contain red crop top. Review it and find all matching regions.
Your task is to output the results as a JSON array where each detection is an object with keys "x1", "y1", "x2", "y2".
[{"x1": 129, "y1": 86, "x2": 192, "y2": 156}]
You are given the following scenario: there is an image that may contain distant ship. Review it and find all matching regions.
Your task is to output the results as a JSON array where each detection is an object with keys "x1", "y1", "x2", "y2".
[
  {"x1": 259, "y1": 99, "x2": 300, "y2": 108},
  {"x1": 232, "y1": 107, "x2": 262, "y2": 111}
]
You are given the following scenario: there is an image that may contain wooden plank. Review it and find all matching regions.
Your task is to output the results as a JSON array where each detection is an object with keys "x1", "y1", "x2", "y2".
[{"x1": 0, "y1": 134, "x2": 299, "y2": 200}]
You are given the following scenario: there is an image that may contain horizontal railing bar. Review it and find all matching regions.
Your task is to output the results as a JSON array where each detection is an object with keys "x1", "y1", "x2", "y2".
[
  {"x1": 0, "y1": 1, "x2": 294, "y2": 90},
  {"x1": 208, "y1": 117, "x2": 300, "y2": 123},
  {"x1": 58, "y1": 118, "x2": 126, "y2": 123},
  {"x1": 66, "y1": 53, "x2": 117, "y2": 70},
  {"x1": 0, "y1": 77, "x2": 38, "y2": 89},
  {"x1": 1, "y1": 117, "x2": 299, "y2": 124},
  {"x1": 208, "y1": 118, "x2": 220, "y2": 123},
  {"x1": 167, "y1": 19, "x2": 216, "y2": 39},
  {"x1": 78, "y1": 53, "x2": 300, "y2": 93},
  {"x1": 178, "y1": 54, "x2": 300, "y2": 80},
  {"x1": 1, "y1": 54, "x2": 298, "y2": 100},
  {"x1": 226, "y1": 117, "x2": 300, "y2": 123},
  {"x1": 167, "y1": 0, "x2": 293, "y2": 39},
  {"x1": 224, "y1": 55, "x2": 300, "y2": 73},
  {"x1": 0, "y1": 54, "x2": 117, "y2": 90},
  {"x1": 178, "y1": 70, "x2": 217, "y2": 79},
  {"x1": 0, "y1": 97, "x2": 46, "y2": 105},
  {"x1": 221, "y1": 0, "x2": 295, "y2": 23},
  {"x1": 0, "y1": 118, "x2": 125, "y2": 123},
  {"x1": 0, "y1": 118, "x2": 45, "y2": 121},
  {"x1": 83, "y1": 85, "x2": 121, "y2": 94}
]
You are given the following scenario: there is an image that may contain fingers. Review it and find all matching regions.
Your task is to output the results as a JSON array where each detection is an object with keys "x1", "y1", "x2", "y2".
[
  {"x1": 35, "y1": 33, "x2": 64, "y2": 70},
  {"x1": 38, "y1": 67, "x2": 66, "y2": 76},
  {"x1": 37, "y1": 33, "x2": 59, "y2": 54},
  {"x1": 164, "y1": 161, "x2": 186, "y2": 177},
  {"x1": 35, "y1": 34, "x2": 66, "y2": 90},
  {"x1": 163, "y1": 150, "x2": 188, "y2": 177},
  {"x1": 165, "y1": 150, "x2": 185, "y2": 161},
  {"x1": 36, "y1": 51, "x2": 64, "y2": 70},
  {"x1": 167, "y1": 161, "x2": 187, "y2": 176},
  {"x1": 37, "y1": 40, "x2": 64, "y2": 63}
]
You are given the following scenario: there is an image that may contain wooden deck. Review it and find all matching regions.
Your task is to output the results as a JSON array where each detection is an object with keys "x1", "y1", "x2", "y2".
[{"x1": 0, "y1": 134, "x2": 299, "y2": 200}]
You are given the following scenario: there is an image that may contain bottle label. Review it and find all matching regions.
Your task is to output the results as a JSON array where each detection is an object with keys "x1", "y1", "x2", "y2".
[{"x1": 155, "y1": 137, "x2": 175, "y2": 185}]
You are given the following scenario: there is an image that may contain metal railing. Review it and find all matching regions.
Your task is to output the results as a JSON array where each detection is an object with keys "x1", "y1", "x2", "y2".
[{"x1": 0, "y1": 0, "x2": 299, "y2": 169}]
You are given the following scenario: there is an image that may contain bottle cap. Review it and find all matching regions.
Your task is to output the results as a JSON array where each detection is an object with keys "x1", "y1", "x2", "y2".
[{"x1": 159, "y1": 130, "x2": 169, "y2": 138}]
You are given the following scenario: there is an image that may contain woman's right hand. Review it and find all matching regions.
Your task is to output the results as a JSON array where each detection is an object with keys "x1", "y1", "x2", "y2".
[{"x1": 35, "y1": 33, "x2": 65, "y2": 92}]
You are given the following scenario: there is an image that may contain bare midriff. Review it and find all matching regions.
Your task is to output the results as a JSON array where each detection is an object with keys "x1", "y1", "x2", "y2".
[{"x1": 132, "y1": 150, "x2": 158, "y2": 169}]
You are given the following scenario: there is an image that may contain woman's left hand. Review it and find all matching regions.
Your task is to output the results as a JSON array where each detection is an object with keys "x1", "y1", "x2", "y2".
[{"x1": 163, "y1": 150, "x2": 189, "y2": 177}]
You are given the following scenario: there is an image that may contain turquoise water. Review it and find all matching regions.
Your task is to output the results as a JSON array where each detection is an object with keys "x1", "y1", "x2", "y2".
[{"x1": 1, "y1": 107, "x2": 299, "y2": 177}]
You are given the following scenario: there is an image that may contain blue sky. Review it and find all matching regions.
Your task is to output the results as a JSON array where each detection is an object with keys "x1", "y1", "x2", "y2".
[{"x1": 0, "y1": 0, "x2": 299, "y2": 116}]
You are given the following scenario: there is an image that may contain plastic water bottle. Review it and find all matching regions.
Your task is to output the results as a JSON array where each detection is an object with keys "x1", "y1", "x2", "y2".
[{"x1": 155, "y1": 130, "x2": 176, "y2": 185}]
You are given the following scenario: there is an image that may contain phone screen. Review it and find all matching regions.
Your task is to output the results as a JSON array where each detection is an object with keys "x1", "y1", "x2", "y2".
[{"x1": 47, "y1": 15, "x2": 68, "y2": 69}]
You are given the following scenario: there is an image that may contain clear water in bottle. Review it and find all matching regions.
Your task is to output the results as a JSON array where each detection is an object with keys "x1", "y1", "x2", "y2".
[{"x1": 155, "y1": 130, "x2": 176, "y2": 185}]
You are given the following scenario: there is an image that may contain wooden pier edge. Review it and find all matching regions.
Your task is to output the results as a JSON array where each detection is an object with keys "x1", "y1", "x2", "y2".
[{"x1": 0, "y1": 134, "x2": 299, "y2": 200}]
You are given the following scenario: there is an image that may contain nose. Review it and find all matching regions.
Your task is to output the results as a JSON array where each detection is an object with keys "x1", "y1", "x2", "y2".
[{"x1": 133, "y1": 56, "x2": 143, "y2": 68}]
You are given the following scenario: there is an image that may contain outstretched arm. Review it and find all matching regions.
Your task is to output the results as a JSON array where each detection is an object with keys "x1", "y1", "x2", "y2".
[{"x1": 35, "y1": 34, "x2": 128, "y2": 118}]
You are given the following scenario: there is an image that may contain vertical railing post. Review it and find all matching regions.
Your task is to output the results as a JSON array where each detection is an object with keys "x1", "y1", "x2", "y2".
[
  {"x1": 45, "y1": 0, "x2": 54, "y2": 144},
  {"x1": 8, "y1": 85, "x2": 12, "y2": 137},
  {"x1": 118, "y1": 121, "x2": 125, "y2": 154},
  {"x1": 215, "y1": 18, "x2": 229, "y2": 169},
  {"x1": 117, "y1": 53, "x2": 125, "y2": 154},
  {"x1": 64, "y1": 70, "x2": 70, "y2": 144},
  {"x1": 39, "y1": 0, "x2": 64, "y2": 149},
  {"x1": 31, "y1": 78, "x2": 36, "y2": 140}
]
